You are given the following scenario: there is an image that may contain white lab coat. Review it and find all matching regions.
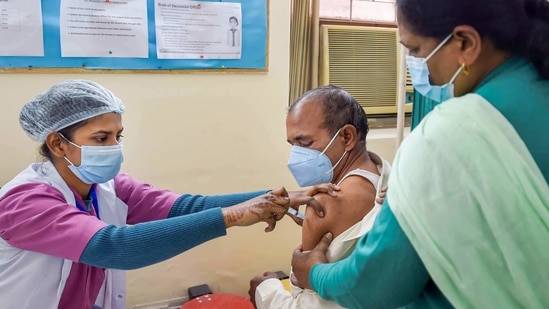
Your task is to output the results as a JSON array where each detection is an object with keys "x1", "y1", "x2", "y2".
[{"x1": 0, "y1": 162, "x2": 128, "y2": 309}]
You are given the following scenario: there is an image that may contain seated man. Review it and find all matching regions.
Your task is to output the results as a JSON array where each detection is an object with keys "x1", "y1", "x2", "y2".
[{"x1": 249, "y1": 85, "x2": 391, "y2": 308}]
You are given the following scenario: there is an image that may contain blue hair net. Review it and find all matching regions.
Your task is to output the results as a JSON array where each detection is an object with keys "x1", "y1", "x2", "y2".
[{"x1": 20, "y1": 79, "x2": 125, "y2": 142}]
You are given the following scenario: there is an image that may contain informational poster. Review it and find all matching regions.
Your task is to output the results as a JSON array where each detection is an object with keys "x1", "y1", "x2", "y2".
[
  {"x1": 0, "y1": 0, "x2": 45, "y2": 56},
  {"x1": 0, "y1": 0, "x2": 267, "y2": 70},
  {"x1": 155, "y1": 0, "x2": 242, "y2": 59},
  {"x1": 59, "y1": 0, "x2": 149, "y2": 58}
]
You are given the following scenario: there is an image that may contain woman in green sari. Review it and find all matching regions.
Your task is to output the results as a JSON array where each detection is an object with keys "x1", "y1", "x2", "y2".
[{"x1": 290, "y1": 0, "x2": 549, "y2": 308}]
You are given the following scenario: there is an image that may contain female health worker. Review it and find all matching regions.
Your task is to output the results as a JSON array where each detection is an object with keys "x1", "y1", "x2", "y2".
[
  {"x1": 0, "y1": 79, "x2": 330, "y2": 309},
  {"x1": 291, "y1": 0, "x2": 549, "y2": 308}
]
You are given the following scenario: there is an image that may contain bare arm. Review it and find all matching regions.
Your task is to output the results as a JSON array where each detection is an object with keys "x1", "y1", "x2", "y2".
[{"x1": 301, "y1": 175, "x2": 376, "y2": 251}]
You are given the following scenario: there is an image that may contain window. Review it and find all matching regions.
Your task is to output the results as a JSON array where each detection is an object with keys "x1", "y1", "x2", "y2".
[{"x1": 320, "y1": 0, "x2": 396, "y2": 23}]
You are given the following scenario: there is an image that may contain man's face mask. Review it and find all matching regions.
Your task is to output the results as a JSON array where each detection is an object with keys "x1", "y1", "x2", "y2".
[
  {"x1": 59, "y1": 133, "x2": 124, "y2": 184},
  {"x1": 406, "y1": 33, "x2": 464, "y2": 103},
  {"x1": 287, "y1": 128, "x2": 347, "y2": 187}
]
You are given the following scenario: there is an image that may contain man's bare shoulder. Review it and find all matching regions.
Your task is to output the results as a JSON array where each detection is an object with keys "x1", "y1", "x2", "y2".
[{"x1": 301, "y1": 174, "x2": 377, "y2": 250}]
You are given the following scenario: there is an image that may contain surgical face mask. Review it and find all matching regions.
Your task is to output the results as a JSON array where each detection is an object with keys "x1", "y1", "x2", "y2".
[
  {"x1": 406, "y1": 34, "x2": 463, "y2": 102},
  {"x1": 59, "y1": 133, "x2": 124, "y2": 184},
  {"x1": 287, "y1": 128, "x2": 347, "y2": 187}
]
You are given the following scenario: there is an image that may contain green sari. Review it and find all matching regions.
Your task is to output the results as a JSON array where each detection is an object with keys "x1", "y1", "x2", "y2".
[
  {"x1": 310, "y1": 57, "x2": 549, "y2": 308},
  {"x1": 389, "y1": 93, "x2": 549, "y2": 308}
]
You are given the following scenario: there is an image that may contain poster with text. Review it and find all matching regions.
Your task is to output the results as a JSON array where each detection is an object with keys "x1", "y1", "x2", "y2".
[
  {"x1": 60, "y1": 0, "x2": 148, "y2": 58},
  {"x1": 155, "y1": 0, "x2": 242, "y2": 59},
  {"x1": 0, "y1": 0, "x2": 44, "y2": 56}
]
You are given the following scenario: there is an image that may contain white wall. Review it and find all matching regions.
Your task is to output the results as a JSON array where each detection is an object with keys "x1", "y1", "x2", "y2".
[{"x1": 0, "y1": 1, "x2": 402, "y2": 307}]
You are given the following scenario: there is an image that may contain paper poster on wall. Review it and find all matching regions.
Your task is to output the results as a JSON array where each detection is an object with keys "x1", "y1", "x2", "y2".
[
  {"x1": 154, "y1": 0, "x2": 242, "y2": 59},
  {"x1": 0, "y1": 0, "x2": 267, "y2": 70},
  {"x1": 0, "y1": 0, "x2": 45, "y2": 56},
  {"x1": 59, "y1": 0, "x2": 149, "y2": 58}
]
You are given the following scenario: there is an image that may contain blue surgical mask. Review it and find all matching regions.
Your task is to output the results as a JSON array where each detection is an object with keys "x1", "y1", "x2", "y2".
[
  {"x1": 287, "y1": 128, "x2": 347, "y2": 187},
  {"x1": 59, "y1": 133, "x2": 124, "y2": 184},
  {"x1": 406, "y1": 34, "x2": 463, "y2": 103}
]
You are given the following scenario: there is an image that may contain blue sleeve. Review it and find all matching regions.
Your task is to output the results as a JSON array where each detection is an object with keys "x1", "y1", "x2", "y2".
[
  {"x1": 310, "y1": 201, "x2": 431, "y2": 309},
  {"x1": 167, "y1": 190, "x2": 267, "y2": 218},
  {"x1": 80, "y1": 207, "x2": 226, "y2": 270}
]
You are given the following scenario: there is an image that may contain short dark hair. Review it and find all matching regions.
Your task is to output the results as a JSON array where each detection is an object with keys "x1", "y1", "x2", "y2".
[
  {"x1": 396, "y1": 0, "x2": 549, "y2": 79},
  {"x1": 229, "y1": 16, "x2": 239, "y2": 25},
  {"x1": 289, "y1": 85, "x2": 369, "y2": 142}
]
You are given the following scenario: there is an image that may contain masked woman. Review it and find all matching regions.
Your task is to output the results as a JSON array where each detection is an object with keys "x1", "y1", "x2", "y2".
[
  {"x1": 0, "y1": 79, "x2": 329, "y2": 309},
  {"x1": 291, "y1": 0, "x2": 549, "y2": 308}
]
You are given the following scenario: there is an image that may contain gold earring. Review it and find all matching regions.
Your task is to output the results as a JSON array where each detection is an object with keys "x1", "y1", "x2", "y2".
[{"x1": 462, "y1": 63, "x2": 470, "y2": 76}]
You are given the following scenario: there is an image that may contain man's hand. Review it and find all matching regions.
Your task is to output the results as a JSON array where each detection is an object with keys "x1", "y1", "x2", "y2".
[
  {"x1": 287, "y1": 183, "x2": 339, "y2": 226},
  {"x1": 248, "y1": 271, "x2": 278, "y2": 307},
  {"x1": 291, "y1": 232, "x2": 333, "y2": 289}
]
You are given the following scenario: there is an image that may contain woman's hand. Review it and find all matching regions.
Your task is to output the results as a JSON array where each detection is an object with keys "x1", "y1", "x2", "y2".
[
  {"x1": 287, "y1": 183, "x2": 339, "y2": 226},
  {"x1": 302, "y1": 183, "x2": 340, "y2": 198},
  {"x1": 222, "y1": 187, "x2": 289, "y2": 232},
  {"x1": 291, "y1": 232, "x2": 332, "y2": 289},
  {"x1": 376, "y1": 186, "x2": 387, "y2": 205}
]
